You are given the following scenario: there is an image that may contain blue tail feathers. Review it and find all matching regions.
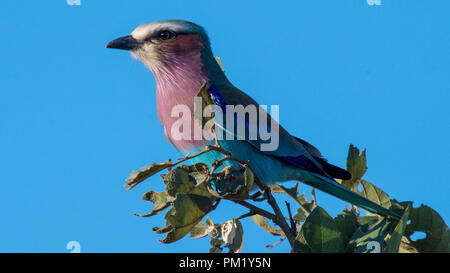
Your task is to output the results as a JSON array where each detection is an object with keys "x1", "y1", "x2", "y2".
[{"x1": 303, "y1": 174, "x2": 401, "y2": 220}]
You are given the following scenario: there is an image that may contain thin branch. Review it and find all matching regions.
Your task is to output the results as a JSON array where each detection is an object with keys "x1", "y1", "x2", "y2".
[
  {"x1": 212, "y1": 199, "x2": 221, "y2": 209},
  {"x1": 266, "y1": 236, "x2": 286, "y2": 249},
  {"x1": 212, "y1": 127, "x2": 222, "y2": 148},
  {"x1": 250, "y1": 191, "x2": 263, "y2": 199},
  {"x1": 350, "y1": 185, "x2": 360, "y2": 216},
  {"x1": 233, "y1": 211, "x2": 256, "y2": 221},
  {"x1": 263, "y1": 187, "x2": 297, "y2": 247},
  {"x1": 250, "y1": 191, "x2": 266, "y2": 202},
  {"x1": 285, "y1": 201, "x2": 297, "y2": 236},
  {"x1": 351, "y1": 204, "x2": 360, "y2": 217},
  {"x1": 311, "y1": 188, "x2": 317, "y2": 207},
  {"x1": 234, "y1": 200, "x2": 278, "y2": 221},
  {"x1": 171, "y1": 148, "x2": 213, "y2": 166},
  {"x1": 273, "y1": 183, "x2": 312, "y2": 215},
  {"x1": 166, "y1": 145, "x2": 234, "y2": 179}
]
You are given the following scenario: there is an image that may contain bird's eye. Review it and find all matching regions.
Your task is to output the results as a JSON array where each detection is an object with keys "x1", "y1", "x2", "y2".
[{"x1": 159, "y1": 31, "x2": 176, "y2": 41}]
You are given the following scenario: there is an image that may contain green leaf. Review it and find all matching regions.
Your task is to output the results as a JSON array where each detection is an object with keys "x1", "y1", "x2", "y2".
[
  {"x1": 125, "y1": 161, "x2": 172, "y2": 190},
  {"x1": 221, "y1": 219, "x2": 244, "y2": 253},
  {"x1": 194, "y1": 82, "x2": 214, "y2": 128},
  {"x1": 271, "y1": 183, "x2": 298, "y2": 198},
  {"x1": 294, "y1": 206, "x2": 345, "y2": 253},
  {"x1": 205, "y1": 216, "x2": 214, "y2": 227},
  {"x1": 296, "y1": 193, "x2": 309, "y2": 204},
  {"x1": 163, "y1": 164, "x2": 211, "y2": 198},
  {"x1": 152, "y1": 225, "x2": 173, "y2": 234},
  {"x1": 164, "y1": 166, "x2": 196, "y2": 197},
  {"x1": 293, "y1": 208, "x2": 306, "y2": 223},
  {"x1": 135, "y1": 190, "x2": 175, "y2": 217},
  {"x1": 398, "y1": 236, "x2": 419, "y2": 253},
  {"x1": 220, "y1": 167, "x2": 254, "y2": 201},
  {"x1": 271, "y1": 183, "x2": 304, "y2": 205},
  {"x1": 350, "y1": 217, "x2": 394, "y2": 253},
  {"x1": 334, "y1": 210, "x2": 358, "y2": 250},
  {"x1": 209, "y1": 237, "x2": 224, "y2": 253},
  {"x1": 407, "y1": 204, "x2": 450, "y2": 253},
  {"x1": 208, "y1": 224, "x2": 224, "y2": 253},
  {"x1": 384, "y1": 204, "x2": 411, "y2": 253},
  {"x1": 340, "y1": 144, "x2": 367, "y2": 190},
  {"x1": 389, "y1": 199, "x2": 412, "y2": 217},
  {"x1": 271, "y1": 183, "x2": 312, "y2": 213},
  {"x1": 251, "y1": 214, "x2": 284, "y2": 236},
  {"x1": 189, "y1": 220, "x2": 213, "y2": 239},
  {"x1": 358, "y1": 215, "x2": 380, "y2": 227},
  {"x1": 155, "y1": 194, "x2": 213, "y2": 244},
  {"x1": 357, "y1": 179, "x2": 392, "y2": 209},
  {"x1": 207, "y1": 167, "x2": 254, "y2": 201}
]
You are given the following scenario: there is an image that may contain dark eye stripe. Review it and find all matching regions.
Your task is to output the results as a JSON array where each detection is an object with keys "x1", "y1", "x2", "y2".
[
  {"x1": 159, "y1": 31, "x2": 176, "y2": 40},
  {"x1": 145, "y1": 31, "x2": 189, "y2": 42}
]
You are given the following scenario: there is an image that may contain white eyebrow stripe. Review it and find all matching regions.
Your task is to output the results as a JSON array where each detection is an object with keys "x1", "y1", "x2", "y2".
[{"x1": 130, "y1": 21, "x2": 201, "y2": 41}]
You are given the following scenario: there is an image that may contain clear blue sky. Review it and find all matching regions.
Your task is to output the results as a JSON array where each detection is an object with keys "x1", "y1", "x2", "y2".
[{"x1": 0, "y1": 0, "x2": 449, "y2": 253}]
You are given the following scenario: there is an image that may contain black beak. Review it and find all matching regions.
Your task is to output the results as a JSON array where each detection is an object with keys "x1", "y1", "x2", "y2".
[{"x1": 106, "y1": 35, "x2": 141, "y2": 50}]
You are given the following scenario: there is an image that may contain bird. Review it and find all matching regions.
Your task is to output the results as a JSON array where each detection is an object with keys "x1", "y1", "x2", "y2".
[{"x1": 106, "y1": 19, "x2": 400, "y2": 219}]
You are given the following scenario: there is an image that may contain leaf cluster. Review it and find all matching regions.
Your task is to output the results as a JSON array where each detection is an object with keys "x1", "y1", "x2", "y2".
[{"x1": 125, "y1": 144, "x2": 449, "y2": 252}]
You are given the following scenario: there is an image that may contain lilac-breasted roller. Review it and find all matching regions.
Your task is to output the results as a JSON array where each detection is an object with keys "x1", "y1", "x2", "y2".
[{"x1": 106, "y1": 20, "x2": 400, "y2": 219}]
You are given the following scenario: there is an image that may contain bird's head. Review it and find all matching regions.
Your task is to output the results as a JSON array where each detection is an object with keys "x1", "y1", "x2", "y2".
[{"x1": 106, "y1": 20, "x2": 214, "y2": 73}]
